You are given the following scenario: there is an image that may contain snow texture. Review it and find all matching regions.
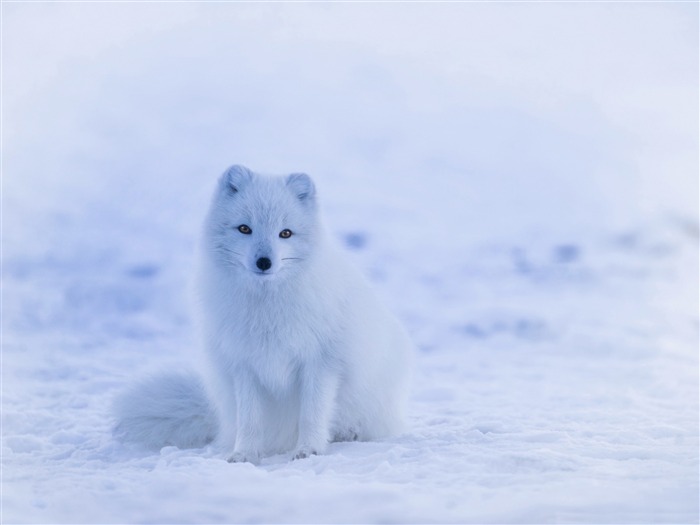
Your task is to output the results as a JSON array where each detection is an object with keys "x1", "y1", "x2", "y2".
[{"x1": 2, "y1": 3, "x2": 698, "y2": 524}]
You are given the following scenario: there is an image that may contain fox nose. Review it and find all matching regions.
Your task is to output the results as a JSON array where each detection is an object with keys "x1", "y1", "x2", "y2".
[{"x1": 256, "y1": 257, "x2": 272, "y2": 271}]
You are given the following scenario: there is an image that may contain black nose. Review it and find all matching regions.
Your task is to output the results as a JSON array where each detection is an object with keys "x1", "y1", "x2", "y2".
[{"x1": 256, "y1": 257, "x2": 272, "y2": 271}]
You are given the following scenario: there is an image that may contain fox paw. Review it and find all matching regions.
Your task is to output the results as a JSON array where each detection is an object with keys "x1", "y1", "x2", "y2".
[
  {"x1": 332, "y1": 428, "x2": 359, "y2": 443},
  {"x1": 227, "y1": 451, "x2": 260, "y2": 465},
  {"x1": 292, "y1": 446, "x2": 319, "y2": 460}
]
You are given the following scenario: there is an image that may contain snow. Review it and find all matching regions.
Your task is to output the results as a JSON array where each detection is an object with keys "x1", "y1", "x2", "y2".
[{"x1": 2, "y1": 2, "x2": 698, "y2": 523}]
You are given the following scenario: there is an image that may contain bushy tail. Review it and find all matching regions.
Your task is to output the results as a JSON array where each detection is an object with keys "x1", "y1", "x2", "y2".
[{"x1": 113, "y1": 371, "x2": 219, "y2": 450}]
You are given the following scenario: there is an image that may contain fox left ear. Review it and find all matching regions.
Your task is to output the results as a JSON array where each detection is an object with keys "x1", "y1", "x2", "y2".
[
  {"x1": 221, "y1": 165, "x2": 254, "y2": 195},
  {"x1": 286, "y1": 173, "x2": 316, "y2": 204}
]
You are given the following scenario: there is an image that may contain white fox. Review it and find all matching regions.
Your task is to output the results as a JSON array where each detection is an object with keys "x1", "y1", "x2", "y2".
[{"x1": 114, "y1": 165, "x2": 413, "y2": 463}]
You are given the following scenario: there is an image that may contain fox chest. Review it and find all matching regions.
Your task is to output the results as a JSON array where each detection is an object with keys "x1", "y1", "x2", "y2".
[{"x1": 224, "y1": 297, "x2": 338, "y2": 391}]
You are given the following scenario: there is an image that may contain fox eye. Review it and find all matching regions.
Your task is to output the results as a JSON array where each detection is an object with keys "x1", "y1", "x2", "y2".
[
  {"x1": 237, "y1": 224, "x2": 252, "y2": 234},
  {"x1": 279, "y1": 229, "x2": 293, "y2": 239}
]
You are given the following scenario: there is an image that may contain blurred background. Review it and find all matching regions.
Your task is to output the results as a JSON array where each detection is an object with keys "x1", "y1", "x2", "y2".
[{"x1": 5, "y1": 2, "x2": 697, "y2": 247}]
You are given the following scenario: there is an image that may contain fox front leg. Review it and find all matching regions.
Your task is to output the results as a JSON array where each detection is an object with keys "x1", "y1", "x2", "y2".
[
  {"x1": 293, "y1": 362, "x2": 340, "y2": 460},
  {"x1": 227, "y1": 370, "x2": 265, "y2": 465}
]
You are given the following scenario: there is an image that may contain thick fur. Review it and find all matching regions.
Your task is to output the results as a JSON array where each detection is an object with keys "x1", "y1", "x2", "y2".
[
  {"x1": 114, "y1": 165, "x2": 413, "y2": 463},
  {"x1": 113, "y1": 371, "x2": 218, "y2": 450}
]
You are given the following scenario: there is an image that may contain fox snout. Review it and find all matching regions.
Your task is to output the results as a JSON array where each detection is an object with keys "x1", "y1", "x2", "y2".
[
  {"x1": 251, "y1": 241, "x2": 276, "y2": 275},
  {"x1": 252, "y1": 246, "x2": 276, "y2": 275},
  {"x1": 256, "y1": 257, "x2": 272, "y2": 271}
]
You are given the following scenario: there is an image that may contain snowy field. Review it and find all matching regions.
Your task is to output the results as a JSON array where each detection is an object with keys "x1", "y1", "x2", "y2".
[{"x1": 2, "y1": 3, "x2": 698, "y2": 524}]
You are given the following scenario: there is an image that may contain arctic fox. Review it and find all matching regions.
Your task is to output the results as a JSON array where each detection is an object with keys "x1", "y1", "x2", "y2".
[{"x1": 114, "y1": 165, "x2": 413, "y2": 463}]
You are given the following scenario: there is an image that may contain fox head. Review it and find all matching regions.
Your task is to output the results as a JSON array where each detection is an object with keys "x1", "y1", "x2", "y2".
[{"x1": 205, "y1": 165, "x2": 320, "y2": 280}]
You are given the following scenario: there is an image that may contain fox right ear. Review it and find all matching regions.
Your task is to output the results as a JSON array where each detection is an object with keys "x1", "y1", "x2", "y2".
[
  {"x1": 286, "y1": 172, "x2": 316, "y2": 204},
  {"x1": 221, "y1": 165, "x2": 253, "y2": 194}
]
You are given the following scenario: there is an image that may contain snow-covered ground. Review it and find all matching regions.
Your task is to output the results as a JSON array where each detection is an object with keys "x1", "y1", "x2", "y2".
[{"x1": 2, "y1": 3, "x2": 698, "y2": 523}]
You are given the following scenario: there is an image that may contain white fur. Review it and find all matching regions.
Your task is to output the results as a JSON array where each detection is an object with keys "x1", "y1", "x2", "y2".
[
  {"x1": 113, "y1": 371, "x2": 218, "y2": 450},
  {"x1": 114, "y1": 165, "x2": 413, "y2": 463}
]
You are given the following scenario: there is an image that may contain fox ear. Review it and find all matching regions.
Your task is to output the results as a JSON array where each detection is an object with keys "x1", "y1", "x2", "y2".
[
  {"x1": 286, "y1": 173, "x2": 316, "y2": 204},
  {"x1": 221, "y1": 165, "x2": 253, "y2": 194}
]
